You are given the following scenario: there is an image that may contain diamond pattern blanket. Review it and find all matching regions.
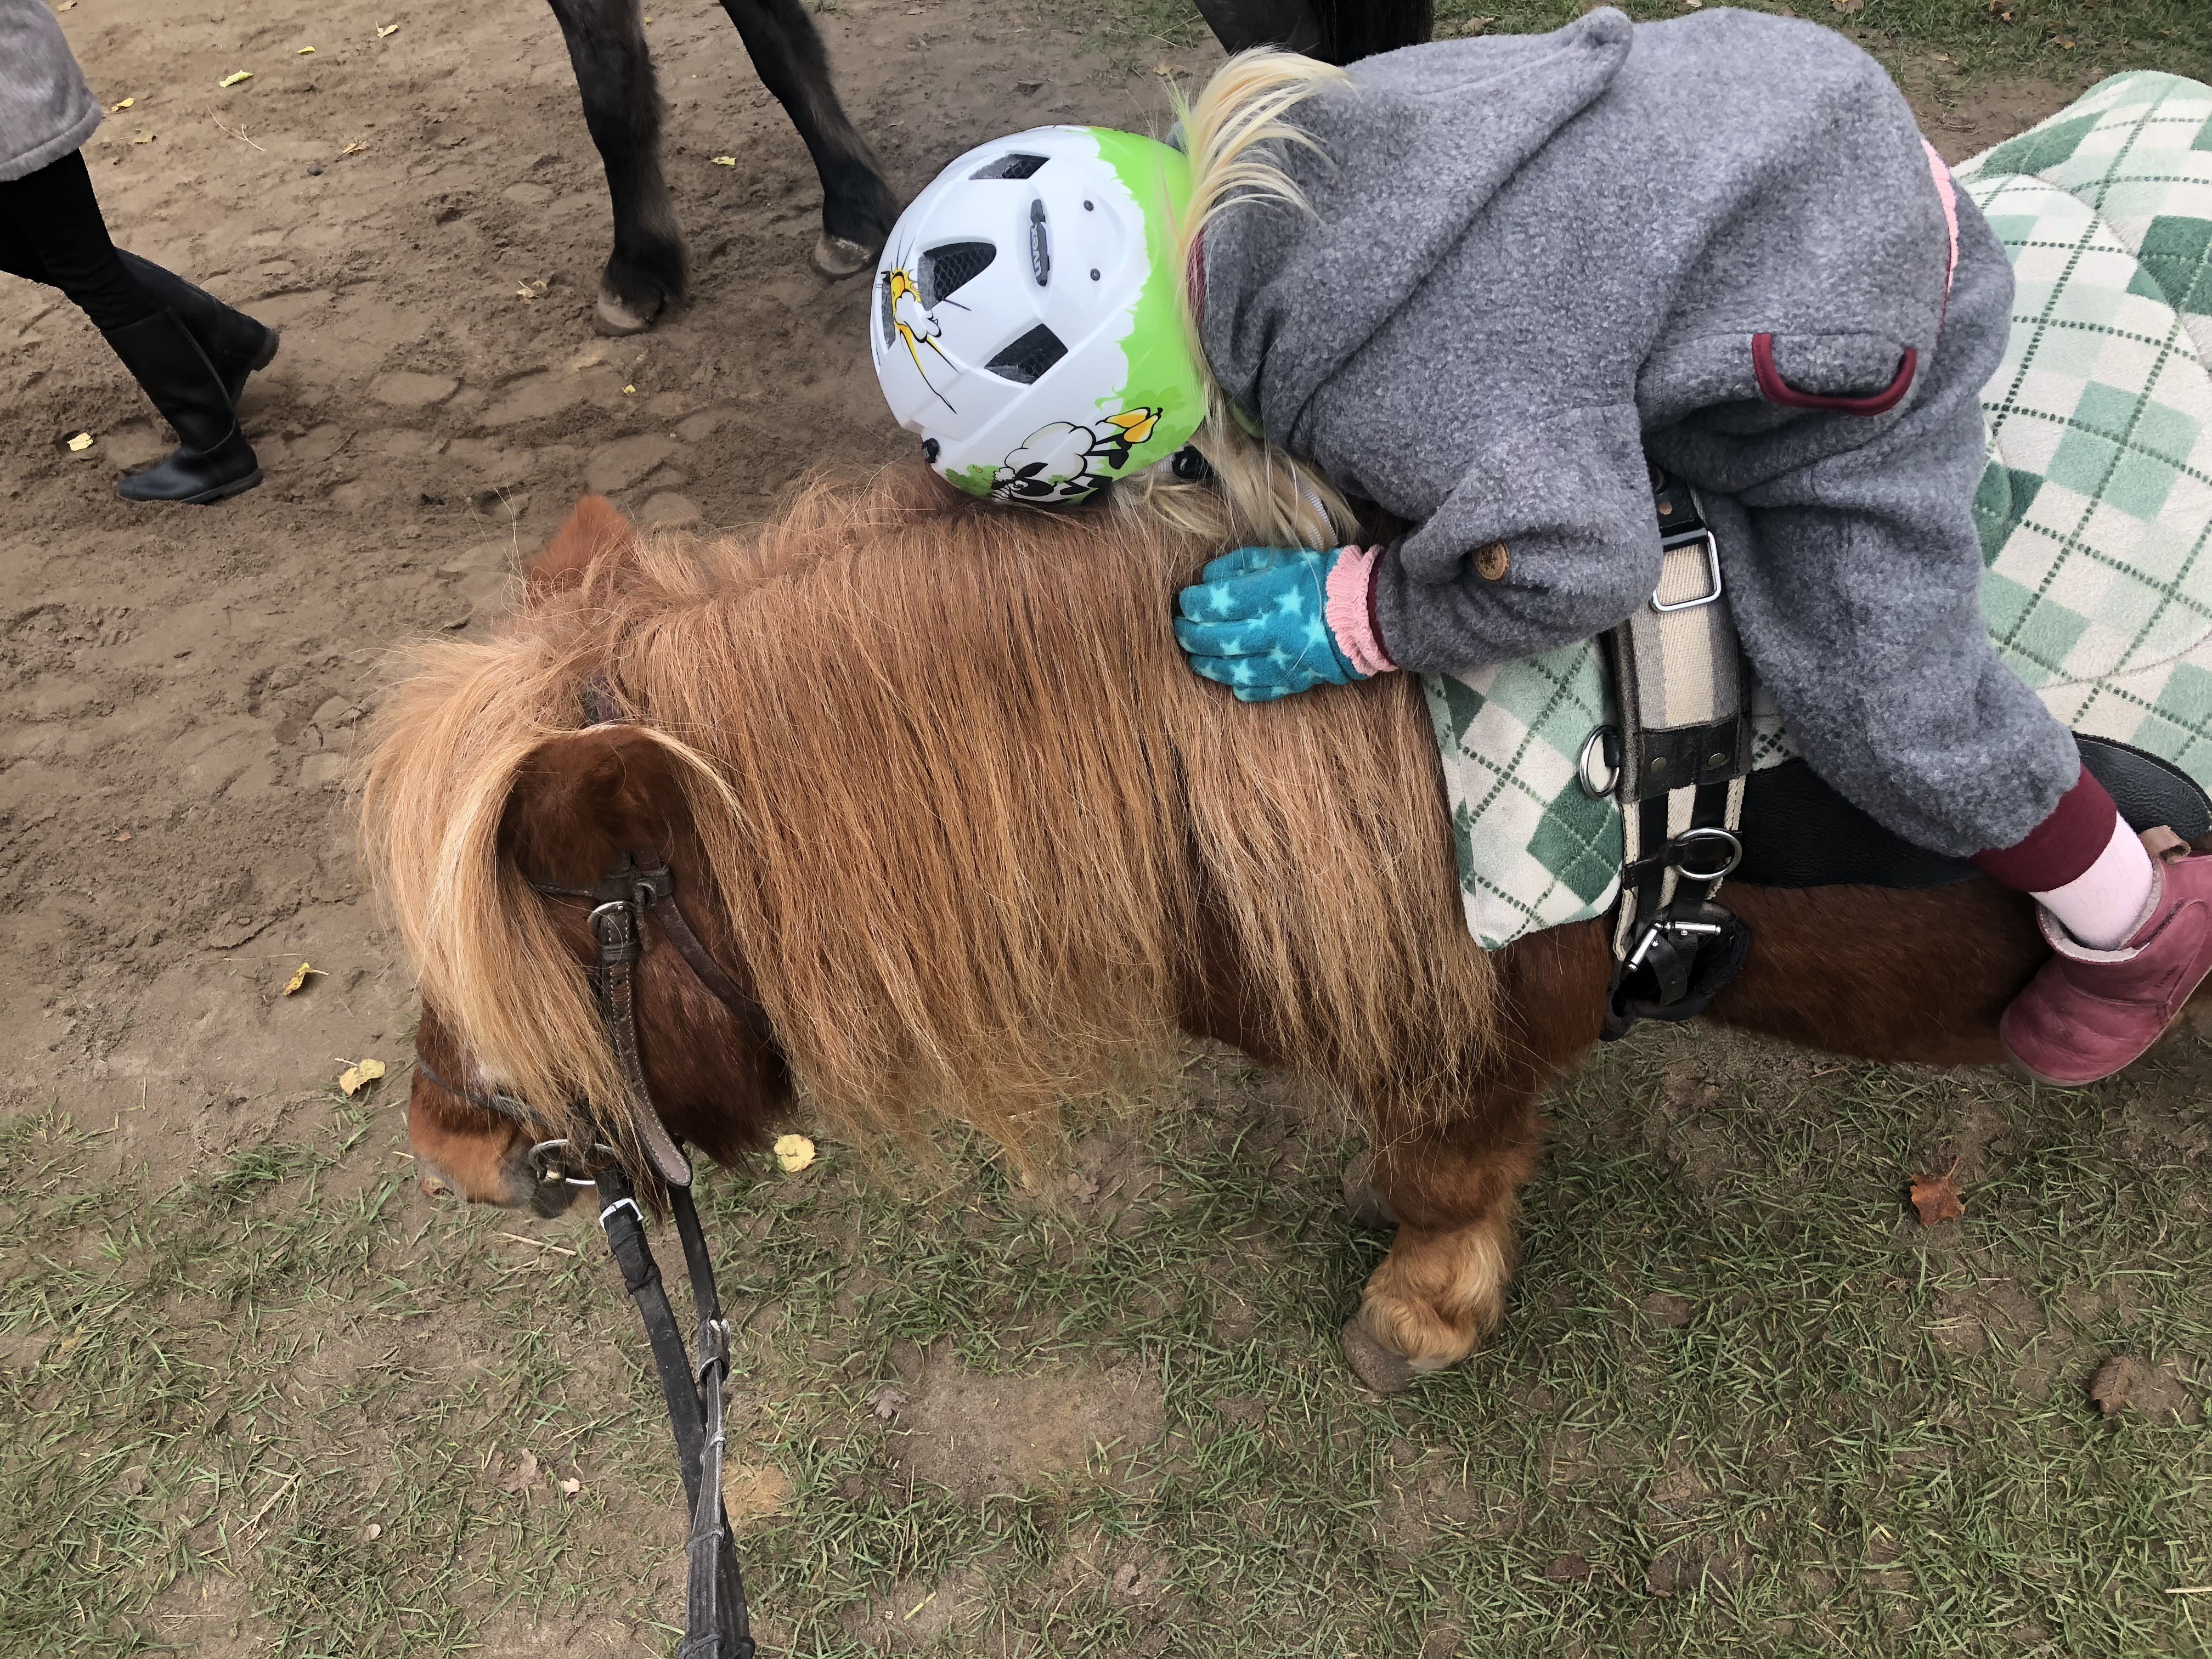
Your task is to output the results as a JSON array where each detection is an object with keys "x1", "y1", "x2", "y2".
[{"x1": 1428, "y1": 71, "x2": 2212, "y2": 950}]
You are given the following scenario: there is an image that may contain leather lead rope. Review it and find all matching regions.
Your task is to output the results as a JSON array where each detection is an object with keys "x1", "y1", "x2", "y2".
[{"x1": 414, "y1": 844, "x2": 765, "y2": 1658}]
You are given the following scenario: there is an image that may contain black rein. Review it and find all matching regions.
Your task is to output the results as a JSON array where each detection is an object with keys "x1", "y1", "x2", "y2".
[{"x1": 411, "y1": 850, "x2": 766, "y2": 1659}]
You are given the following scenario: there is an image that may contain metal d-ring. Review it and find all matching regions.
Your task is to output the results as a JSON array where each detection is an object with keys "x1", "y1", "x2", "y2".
[
  {"x1": 1672, "y1": 826, "x2": 1743, "y2": 883},
  {"x1": 1578, "y1": 726, "x2": 1621, "y2": 798}
]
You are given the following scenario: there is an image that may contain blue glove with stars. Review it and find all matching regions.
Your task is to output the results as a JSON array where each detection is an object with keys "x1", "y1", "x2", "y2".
[{"x1": 1172, "y1": 546, "x2": 1368, "y2": 702}]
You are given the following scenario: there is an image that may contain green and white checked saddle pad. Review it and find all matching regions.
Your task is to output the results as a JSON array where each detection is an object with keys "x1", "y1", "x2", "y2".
[{"x1": 1429, "y1": 70, "x2": 2212, "y2": 951}]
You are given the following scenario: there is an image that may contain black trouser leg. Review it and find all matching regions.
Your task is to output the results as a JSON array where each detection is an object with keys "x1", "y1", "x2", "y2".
[{"x1": 0, "y1": 150, "x2": 158, "y2": 331}]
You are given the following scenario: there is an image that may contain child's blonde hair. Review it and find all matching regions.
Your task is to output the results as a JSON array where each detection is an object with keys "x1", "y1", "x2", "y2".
[{"x1": 1124, "y1": 49, "x2": 1362, "y2": 551}]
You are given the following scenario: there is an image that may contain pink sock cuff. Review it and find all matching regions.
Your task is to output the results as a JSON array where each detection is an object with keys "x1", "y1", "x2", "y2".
[
  {"x1": 1972, "y1": 766, "x2": 2119, "y2": 891},
  {"x1": 1325, "y1": 545, "x2": 1397, "y2": 678}
]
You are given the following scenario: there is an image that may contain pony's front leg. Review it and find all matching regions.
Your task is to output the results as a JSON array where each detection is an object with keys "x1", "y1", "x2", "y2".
[
  {"x1": 1339, "y1": 923, "x2": 1606, "y2": 1393},
  {"x1": 1342, "y1": 1107, "x2": 1538, "y2": 1393}
]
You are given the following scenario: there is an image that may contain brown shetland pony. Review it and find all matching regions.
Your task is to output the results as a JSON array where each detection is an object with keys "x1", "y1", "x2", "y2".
[{"x1": 364, "y1": 464, "x2": 2063, "y2": 1391}]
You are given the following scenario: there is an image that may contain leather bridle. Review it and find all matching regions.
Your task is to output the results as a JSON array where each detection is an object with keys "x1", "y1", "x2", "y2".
[{"x1": 411, "y1": 848, "x2": 771, "y2": 1659}]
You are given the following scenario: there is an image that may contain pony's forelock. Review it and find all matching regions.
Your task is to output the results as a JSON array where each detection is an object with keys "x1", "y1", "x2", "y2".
[{"x1": 363, "y1": 465, "x2": 1499, "y2": 1171}]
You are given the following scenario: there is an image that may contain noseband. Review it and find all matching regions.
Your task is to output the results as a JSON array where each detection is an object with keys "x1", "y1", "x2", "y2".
[{"x1": 413, "y1": 848, "x2": 770, "y2": 1659}]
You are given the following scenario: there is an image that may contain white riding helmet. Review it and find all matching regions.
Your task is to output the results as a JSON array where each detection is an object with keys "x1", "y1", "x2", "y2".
[{"x1": 871, "y1": 126, "x2": 1207, "y2": 504}]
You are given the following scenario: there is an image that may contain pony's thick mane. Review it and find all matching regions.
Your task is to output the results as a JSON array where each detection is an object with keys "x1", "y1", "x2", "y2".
[{"x1": 363, "y1": 466, "x2": 1498, "y2": 1163}]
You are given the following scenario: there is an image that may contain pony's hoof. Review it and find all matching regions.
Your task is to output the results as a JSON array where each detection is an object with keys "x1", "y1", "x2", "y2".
[
  {"x1": 594, "y1": 285, "x2": 663, "y2": 337},
  {"x1": 1341, "y1": 1317, "x2": 1417, "y2": 1396},
  {"x1": 812, "y1": 233, "x2": 878, "y2": 279},
  {"x1": 1342, "y1": 1151, "x2": 1400, "y2": 1229}
]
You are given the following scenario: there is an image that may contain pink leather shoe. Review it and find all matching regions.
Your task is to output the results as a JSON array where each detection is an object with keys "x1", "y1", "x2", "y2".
[{"x1": 2001, "y1": 853, "x2": 2212, "y2": 1086}]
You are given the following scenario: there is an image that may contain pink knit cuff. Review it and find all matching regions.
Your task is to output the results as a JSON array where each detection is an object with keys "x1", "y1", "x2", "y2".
[{"x1": 1325, "y1": 545, "x2": 1397, "y2": 678}]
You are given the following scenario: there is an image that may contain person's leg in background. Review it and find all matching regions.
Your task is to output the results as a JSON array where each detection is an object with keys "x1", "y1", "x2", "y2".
[{"x1": 0, "y1": 149, "x2": 276, "y2": 502}]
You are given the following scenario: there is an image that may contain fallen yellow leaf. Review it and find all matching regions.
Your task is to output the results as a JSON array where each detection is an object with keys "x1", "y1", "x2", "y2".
[
  {"x1": 298, "y1": 44, "x2": 315, "y2": 53},
  {"x1": 773, "y1": 1133, "x2": 816, "y2": 1173},
  {"x1": 132, "y1": 132, "x2": 154, "y2": 144},
  {"x1": 337, "y1": 1058, "x2": 387, "y2": 1097},
  {"x1": 711, "y1": 155, "x2": 736, "y2": 167},
  {"x1": 622, "y1": 383, "x2": 636, "y2": 394},
  {"x1": 282, "y1": 962, "x2": 324, "y2": 996},
  {"x1": 376, "y1": 22, "x2": 399, "y2": 37},
  {"x1": 110, "y1": 97, "x2": 133, "y2": 111},
  {"x1": 219, "y1": 70, "x2": 252, "y2": 88},
  {"x1": 341, "y1": 140, "x2": 368, "y2": 156},
  {"x1": 66, "y1": 432, "x2": 94, "y2": 452}
]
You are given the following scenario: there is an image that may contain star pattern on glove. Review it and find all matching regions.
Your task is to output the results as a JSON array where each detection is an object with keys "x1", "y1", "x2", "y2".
[{"x1": 1171, "y1": 546, "x2": 1367, "y2": 703}]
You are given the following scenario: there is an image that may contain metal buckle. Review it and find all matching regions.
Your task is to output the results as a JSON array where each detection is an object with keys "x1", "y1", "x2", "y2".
[
  {"x1": 598, "y1": 1195, "x2": 645, "y2": 1231},
  {"x1": 1651, "y1": 531, "x2": 1723, "y2": 612},
  {"x1": 1671, "y1": 826, "x2": 1743, "y2": 882}
]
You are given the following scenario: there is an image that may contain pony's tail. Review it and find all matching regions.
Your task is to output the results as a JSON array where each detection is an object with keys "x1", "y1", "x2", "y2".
[{"x1": 1128, "y1": 48, "x2": 1359, "y2": 553}]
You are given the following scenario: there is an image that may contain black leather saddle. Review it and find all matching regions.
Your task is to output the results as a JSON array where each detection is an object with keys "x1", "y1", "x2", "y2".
[{"x1": 1736, "y1": 735, "x2": 2212, "y2": 889}]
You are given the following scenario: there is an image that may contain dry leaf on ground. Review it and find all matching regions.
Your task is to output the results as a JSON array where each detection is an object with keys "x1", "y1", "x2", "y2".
[
  {"x1": 2091, "y1": 1355, "x2": 2148, "y2": 1416},
  {"x1": 66, "y1": 432, "x2": 93, "y2": 452},
  {"x1": 774, "y1": 1133, "x2": 816, "y2": 1173},
  {"x1": 341, "y1": 140, "x2": 368, "y2": 156},
  {"x1": 337, "y1": 1058, "x2": 386, "y2": 1096},
  {"x1": 712, "y1": 155, "x2": 736, "y2": 166},
  {"x1": 561, "y1": 1477, "x2": 582, "y2": 1496},
  {"x1": 500, "y1": 1450, "x2": 543, "y2": 1493},
  {"x1": 219, "y1": 70, "x2": 252, "y2": 87},
  {"x1": 282, "y1": 962, "x2": 323, "y2": 995},
  {"x1": 298, "y1": 45, "x2": 315, "y2": 53},
  {"x1": 1909, "y1": 1159, "x2": 1965, "y2": 1224},
  {"x1": 110, "y1": 98, "x2": 133, "y2": 111},
  {"x1": 376, "y1": 23, "x2": 400, "y2": 37},
  {"x1": 132, "y1": 132, "x2": 154, "y2": 144}
]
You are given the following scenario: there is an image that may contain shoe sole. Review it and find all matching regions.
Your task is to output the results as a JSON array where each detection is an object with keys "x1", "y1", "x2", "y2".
[
  {"x1": 245, "y1": 328, "x2": 279, "y2": 374},
  {"x1": 117, "y1": 467, "x2": 263, "y2": 505}
]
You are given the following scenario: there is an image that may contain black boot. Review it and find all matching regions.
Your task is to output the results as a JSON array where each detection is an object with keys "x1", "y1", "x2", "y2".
[
  {"x1": 116, "y1": 251, "x2": 279, "y2": 407},
  {"x1": 101, "y1": 309, "x2": 263, "y2": 504}
]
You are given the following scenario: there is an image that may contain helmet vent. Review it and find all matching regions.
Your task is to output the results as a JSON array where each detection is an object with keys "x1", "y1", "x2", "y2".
[
  {"x1": 919, "y1": 241, "x2": 996, "y2": 308},
  {"x1": 985, "y1": 325, "x2": 1068, "y2": 385},
  {"x1": 971, "y1": 153, "x2": 1048, "y2": 180},
  {"x1": 877, "y1": 273, "x2": 896, "y2": 348}
]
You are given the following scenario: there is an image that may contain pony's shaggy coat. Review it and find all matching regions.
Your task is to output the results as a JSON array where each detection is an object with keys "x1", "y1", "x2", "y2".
[{"x1": 364, "y1": 466, "x2": 1499, "y2": 1169}]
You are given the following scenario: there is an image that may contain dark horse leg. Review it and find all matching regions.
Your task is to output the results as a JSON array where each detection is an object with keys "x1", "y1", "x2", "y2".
[
  {"x1": 715, "y1": 0, "x2": 898, "y2": 279},
  {"x1": 1194, "y1": 0, "x2": 1433, "y2": 61},
  {"x1": 545, "y1": 0, "x2": 686, "y2": 336}
]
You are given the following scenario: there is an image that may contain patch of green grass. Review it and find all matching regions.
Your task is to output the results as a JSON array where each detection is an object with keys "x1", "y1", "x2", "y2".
[
  {"x1": 6, "y1": 1027, "x2": 2211, "y2": 1656},
  {"x1": 1430, "y1": 0, "x2": 2212, "y2": 83}
]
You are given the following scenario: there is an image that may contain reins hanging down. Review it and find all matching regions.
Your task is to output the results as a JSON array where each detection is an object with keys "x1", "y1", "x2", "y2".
[{"x1": 415, "y1": 851, "x2": 766, "y2": 1659}]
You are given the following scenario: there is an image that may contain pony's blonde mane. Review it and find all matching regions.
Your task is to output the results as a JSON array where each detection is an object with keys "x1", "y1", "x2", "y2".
[
  {"x1": 363, "y1": 467, "x2": 1498, "y2": 1167},
  {"x1": 1126, "y1": 48, "x2": 1358, "y2": 552}
]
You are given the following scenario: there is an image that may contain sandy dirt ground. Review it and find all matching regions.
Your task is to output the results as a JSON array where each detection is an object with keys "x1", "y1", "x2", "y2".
[{"x1": 0, "y1": 1, "x2": 2106, "y2": 1650}]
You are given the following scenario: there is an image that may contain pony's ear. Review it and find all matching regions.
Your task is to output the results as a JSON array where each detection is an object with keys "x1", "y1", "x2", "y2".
[
  {"x1": 527, "y1": 495, "x2": 636, "y2": 595},
  {"x1": 502, "y1": 725, "x2": 690, "y2": 884}
]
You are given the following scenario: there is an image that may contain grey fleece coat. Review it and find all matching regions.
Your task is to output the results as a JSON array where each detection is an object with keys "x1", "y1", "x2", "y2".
[
  {"x1": 0, "y1": 0, "x2": 99, "y2": 182},
  {"x1": 1198, "y1": 6, "x2": 2079, "y2": 857}
]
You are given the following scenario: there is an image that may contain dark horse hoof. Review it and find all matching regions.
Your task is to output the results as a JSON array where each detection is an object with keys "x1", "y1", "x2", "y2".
[
  {"x1": 594, "y1": 280, "x2": 664, "y2": 337},
  {"x1": 1341, "y1": 1150, "x2": 1401, "y2": 1229},
  {"x1": 812, "y1": 232, "x2": 879, "y2": 279},
  {"x1": 1341, "y1": 1317, "x2": 1417, "y2": 1396}
]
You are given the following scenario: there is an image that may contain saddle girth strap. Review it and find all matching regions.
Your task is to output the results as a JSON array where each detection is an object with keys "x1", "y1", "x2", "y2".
[{"x1": 1600, "y1": 470, "x2": 1753, "y2": 1039}]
